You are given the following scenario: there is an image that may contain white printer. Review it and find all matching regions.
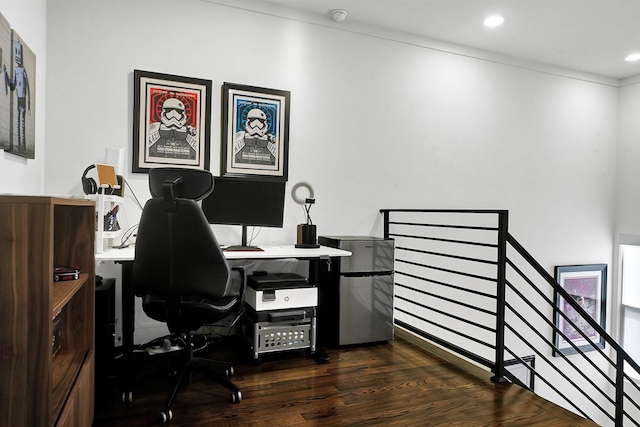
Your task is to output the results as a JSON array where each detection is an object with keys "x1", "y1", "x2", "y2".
[
  {"x1": 245, "y1": 272, "x2": 318, "y2": 311},
  {"x1": 243, "y1": 272, "x2": 317, "y2": 361}
]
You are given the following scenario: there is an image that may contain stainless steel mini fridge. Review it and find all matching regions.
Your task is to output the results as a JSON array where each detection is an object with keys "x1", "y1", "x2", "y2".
[{"x1": 318, "y1": 236, "x2": 394, "y2": 345}]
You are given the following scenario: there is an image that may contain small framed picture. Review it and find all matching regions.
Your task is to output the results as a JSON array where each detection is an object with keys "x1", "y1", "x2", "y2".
[
  {"x1": 553, "y1": 264, "x2": 607, "y2": 356},
  {"x1": 132, "y1": 70, "x2": 211, "y2": 173},
  {"x1": 221, "y1": 82, "x2": 290, "y2": 181},
  {"x1": 504, "y1": 355, "x2": 535, "y2": 391}
]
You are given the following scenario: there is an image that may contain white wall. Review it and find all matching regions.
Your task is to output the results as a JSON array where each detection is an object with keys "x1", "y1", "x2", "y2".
[
  {"x1": 615, "y1": 76, "x2": 640, "y2": 236},
  {"x1": 43, "y1": 0, "x2": 620, "y2": 268},
  {"x1": 0, "y1": 0, "x2": 46, "y2": 194}
]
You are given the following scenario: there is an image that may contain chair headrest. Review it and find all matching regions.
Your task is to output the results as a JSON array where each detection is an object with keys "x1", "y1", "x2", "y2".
[{"x1": 149, "y1": 168, "x2": 214, "y2": 202}]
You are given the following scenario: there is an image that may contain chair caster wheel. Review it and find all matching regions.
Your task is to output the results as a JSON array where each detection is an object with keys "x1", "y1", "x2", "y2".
[
  {"x1": 232, "y1": 390, "x2": 242, "y2": 403},
  {"x1": 121, "y1": 391, "x2": 133, "y2": 403},
  {"x1": 159, "y1": 409, "x2": 173, "y2": 423},
  {"x1": 226, "y1": 367, "x2": 234, "y2": 376}
]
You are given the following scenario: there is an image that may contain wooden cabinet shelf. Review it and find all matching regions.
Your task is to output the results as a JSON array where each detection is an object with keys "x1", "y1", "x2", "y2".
[
  {"x1": 0, "y1": 195, "x2": 95, "y2": 427},
  {"x1": 52, "y1": 274, "x2": 89, "y2": 316}
]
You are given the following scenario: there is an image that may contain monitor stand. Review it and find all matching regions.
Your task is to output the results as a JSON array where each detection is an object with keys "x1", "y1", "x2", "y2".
[{"x1": 224, "y1": 226, "x2": 263, "y2": 252}]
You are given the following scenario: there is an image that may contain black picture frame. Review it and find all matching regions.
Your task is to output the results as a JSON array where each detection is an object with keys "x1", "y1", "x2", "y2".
[
  {"x1": 553, "y1": 264, "x2": 607, "y2": 356},
  {"x1": 132, "y1": 70, "x2": 211, "y2": 173},
  {"x1": 504, "y1": 355, "x2": 535, "y2": 391},
  {"x1": 221, "y1": 82, "x2": 290, "y2": 181}
]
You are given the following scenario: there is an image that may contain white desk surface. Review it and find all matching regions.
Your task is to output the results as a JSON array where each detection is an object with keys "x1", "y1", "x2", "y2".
[{"x1": 95, "y1": 244, "x2": 351, "y2": 262}]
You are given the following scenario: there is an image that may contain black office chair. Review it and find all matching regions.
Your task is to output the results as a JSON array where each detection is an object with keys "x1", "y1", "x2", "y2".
[{"x1": 133, "y1": 167, "x2": 248, "y2": 423}]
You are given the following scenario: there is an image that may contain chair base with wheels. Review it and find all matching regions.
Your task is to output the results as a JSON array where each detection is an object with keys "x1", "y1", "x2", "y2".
[{"x1": 157, "y1": 332, "x2": 243, "y2": 423}]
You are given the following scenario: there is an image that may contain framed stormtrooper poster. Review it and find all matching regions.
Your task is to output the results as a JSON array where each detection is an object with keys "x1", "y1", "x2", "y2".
[
  {"x1": 221, "y1": 82, "x2": 290, "y2": 181},
  {"x1": 133, "y1": 70, "x2": 211, "y2": 173}
]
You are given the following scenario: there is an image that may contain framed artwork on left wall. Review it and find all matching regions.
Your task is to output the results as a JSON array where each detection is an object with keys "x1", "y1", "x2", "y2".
[
  {"x1": 0, "y1": 13, "x2": 11, "y2": 152},
  {"x1": 1, "y1": 28, "x2": 36, "y2": 159},
  {"x1": 132, "y1": 70, "x2": 212, "y2": 173}
]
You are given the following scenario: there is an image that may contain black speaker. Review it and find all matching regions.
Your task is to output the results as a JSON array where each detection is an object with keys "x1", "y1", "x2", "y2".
[{"x1": 95, "y1": 277, "x2": 116, "y2": 414}]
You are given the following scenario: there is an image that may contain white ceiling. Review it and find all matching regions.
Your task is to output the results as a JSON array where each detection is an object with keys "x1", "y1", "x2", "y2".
[{"x1": 258, "y1": 0, "x2": 640, "y2": 80}]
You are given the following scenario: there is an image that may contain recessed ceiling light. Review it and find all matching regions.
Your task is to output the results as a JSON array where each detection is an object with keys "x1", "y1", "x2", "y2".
[
  {"x1": 625, "y1": 53, "x2": 640, "y2": 62},
  {"x1": 484, "y1": 15, "x2": 504, "y2": 28}
]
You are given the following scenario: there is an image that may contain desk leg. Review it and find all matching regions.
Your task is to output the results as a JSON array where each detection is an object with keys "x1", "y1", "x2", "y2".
[
  {"x1": 119, "y1": 261, "x2": 135, "y2": 398},
  {"x1": 309, "y1": 258, "x2": 330, "y2": 364}
]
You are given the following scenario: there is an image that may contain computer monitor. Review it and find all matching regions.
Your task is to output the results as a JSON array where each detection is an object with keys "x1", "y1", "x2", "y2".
[{"x1": 201, "y1": 176, "x2": 286, "y2": 250}]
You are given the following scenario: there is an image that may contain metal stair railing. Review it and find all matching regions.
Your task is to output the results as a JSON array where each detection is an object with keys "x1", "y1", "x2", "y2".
[{"x1": 381, "y1": 209, "x2": 640, "y2": 427}]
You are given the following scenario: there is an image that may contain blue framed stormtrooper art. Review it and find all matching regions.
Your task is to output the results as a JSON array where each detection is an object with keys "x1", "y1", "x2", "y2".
[{"x1": 221, "y1": 82, "x2": 290, "y2": 181}]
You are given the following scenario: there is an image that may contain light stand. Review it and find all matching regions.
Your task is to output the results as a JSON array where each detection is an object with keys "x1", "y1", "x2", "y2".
[{"x1": 292, "y1": 182, "x2": 320, "y2": 248}]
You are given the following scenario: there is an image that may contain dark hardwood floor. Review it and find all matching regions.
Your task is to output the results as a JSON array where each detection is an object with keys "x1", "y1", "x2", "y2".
[{"x1": 93, "y1": 333, "x2": 598, "y2": 426}]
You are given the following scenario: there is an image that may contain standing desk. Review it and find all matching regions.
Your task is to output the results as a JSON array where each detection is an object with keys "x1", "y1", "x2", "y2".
[{"x1": 95, "y1": 244, "x2": 351, "y2": 396}]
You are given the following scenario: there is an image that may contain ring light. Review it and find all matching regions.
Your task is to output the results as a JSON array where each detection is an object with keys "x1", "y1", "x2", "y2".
[
  {"x1": 291, "y1": 181, "x2": 314, "y2": 205},
  {"x1": 291, "y1": 181, "x2": 320, "y2": 248}
]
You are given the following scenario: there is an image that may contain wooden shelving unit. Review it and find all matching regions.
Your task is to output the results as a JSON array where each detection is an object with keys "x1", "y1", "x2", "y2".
[{"x1": 0, "y1": 195, "x2": 95, "y2": 427}]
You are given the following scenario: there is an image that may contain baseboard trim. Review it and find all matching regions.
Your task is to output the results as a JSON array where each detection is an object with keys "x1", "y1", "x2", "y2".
[{"x1": 394, "y1": 325, "x2": 492, "y2": 380}]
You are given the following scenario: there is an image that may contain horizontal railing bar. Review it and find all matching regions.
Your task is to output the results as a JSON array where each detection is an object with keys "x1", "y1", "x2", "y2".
[
  {"x1": 507, "y1": 257, "x2": 614, "y2": 362},
  {"x1": 383, "y1": 210, "x2": 638, "y2": 425},
  {"x1": 505, "y1": 300, "x2": 615, "y2": 404},
  {"x1": 505, "y1": 279, "x2": 616, "y2": 387},
  {"x1": 388, "y1": 221, "x2": 499, "y2": 232},
  {"x1": 395, "y1": 320, "x2": 494, "y2": 370},
  {"x1": 508, "y1": 234, "x2": 640, "y2": 375},
  {"x1": 394, "y1": 270, "x2": 496, "y2": 300},
  {"x1": 507, "y1": 259, "x2": 617, "y2": 369},
  {"x1": 622, "y1": 410, "x2": 640, "y2": 426},
  {"x1": 397, "y1": 246, "x2": 498, "y2": 266},
  {"x1": 396, "y1": 294, "x2": 495, "y2": 332},
  {"x1": 622, "y1": 362, "x2": 640, "y2": 415},
  {"x1": 624, "y1": 374, "x2": 640, "y2": 390},
  {"x1": 389, "y1": 232, "x2": 499, "y2": 249},
  {"x1": 396, "y1": 307, "x2": 495, "y2": 350},
  {"x1": 623, "y1": 372, "x2": 640, "y2": 395},
  {"x1": 623, "y1": 395, "x2": 640, "y2": 423},
  {"x1": 397, "y1": 258, "x2": 496, "y2": 283},
  {"x1": 504, "y1": 322, "x2": 613, "y2": 422},
  {"x1": 501, "y1": 346, "x2": 595, "y2": 422},
  {"x1": 397, "y1": 282, "x2": 496, "y2": 317},
  {"x1": 623, "y1": 410, "x2": 640, "y2": 427},
  {"x1": 381, "y1": 208, "x2": 507, "y2": 215}
]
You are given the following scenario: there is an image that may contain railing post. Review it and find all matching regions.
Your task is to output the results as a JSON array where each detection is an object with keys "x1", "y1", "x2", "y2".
[
  {"x1": 491, "y1": 211, "x2": 509, "y2": 383},
  {"x1": 616, "y1": 350, "x2": 624, "y2": 427},
  {"x1": 381, "y1": 210, "x2": 390, "y2": 239}
]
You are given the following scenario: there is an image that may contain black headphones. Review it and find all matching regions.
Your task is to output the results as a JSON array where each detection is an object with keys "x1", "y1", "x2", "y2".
[{"x1": 81, "y1": 164, "x2": 98, "y2": 195}]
